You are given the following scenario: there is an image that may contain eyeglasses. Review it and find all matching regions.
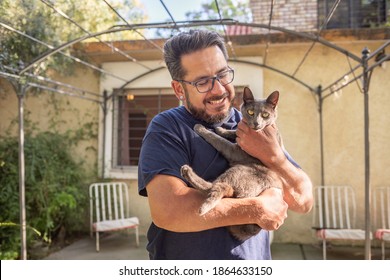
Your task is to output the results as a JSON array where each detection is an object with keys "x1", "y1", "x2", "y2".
[{"x1": 175, "y1": 67, "x2": 234, "y2": 93}]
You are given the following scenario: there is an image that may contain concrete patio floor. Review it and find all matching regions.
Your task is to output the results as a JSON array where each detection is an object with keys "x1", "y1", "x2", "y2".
[{"x1": 43, "y1": 232, "x2": 387, "y2": 260}]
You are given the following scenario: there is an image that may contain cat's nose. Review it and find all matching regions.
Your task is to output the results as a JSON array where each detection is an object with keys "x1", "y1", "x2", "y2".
[{"x1": 248, "y1": 123, "x2": 258, "y2": 129}]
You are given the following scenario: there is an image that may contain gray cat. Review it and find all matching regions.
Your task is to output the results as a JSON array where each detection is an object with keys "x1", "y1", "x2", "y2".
[{"x1": 180, "y1": 87, "x2": 282, "y2": 241}]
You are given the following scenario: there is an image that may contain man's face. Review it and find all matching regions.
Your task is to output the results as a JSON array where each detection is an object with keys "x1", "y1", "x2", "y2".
[{"x1": 172, "y1": 45, "x2": 235, "y2": 124}]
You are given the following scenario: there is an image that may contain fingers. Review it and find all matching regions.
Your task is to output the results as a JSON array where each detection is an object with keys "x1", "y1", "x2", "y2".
[
  {"x1": 254, "y1": 188, "x2": 288, "y2": 231},
  {"x1": 237, "y1": 120, "x2": 249, "y2": 135},
  {"x1": 274, "y1": 211, "x2": 288, "y2": 230},
  {"x1": 262, "y1": 124, "x2": 278, "y2": 138},
  {"x1": 236, "y1": 121, "x2": 249, "y2": 148},
  {"x1": 270, "y1": 213, "x2": 287, "y2": 230},
  {"x1": 236, "y1": 120, "x2": 255, "y2": 144},
  {"x1": 262, "y1": 214, "x2": 286, "y2": 231}
]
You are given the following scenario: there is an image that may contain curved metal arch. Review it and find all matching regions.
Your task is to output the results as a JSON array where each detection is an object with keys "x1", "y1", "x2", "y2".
[
  {"x1": 20, "y1": 19, "x2": 363, "y2": 75},
  {"x1": 230, "y1": 59, "x2": 316, "y2": 93},
  {"x1": 119, "y1": 66, "x2": 166, "y2": 90},
  {"x1": 107, "y1": 59, "x2": 317, "y2": 101},
  {"x1": 106, "y1": 66, "x2": 167, "y2": 101}
]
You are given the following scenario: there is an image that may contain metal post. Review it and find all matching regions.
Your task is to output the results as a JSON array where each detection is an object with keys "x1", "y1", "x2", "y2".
[
  {"x1": 317, "y1": 85, "x2": 325, "y2": 186},
  {"x1": 317, "y1": 85, "x2": 327, "y2": 233},
  {"x1": 362, "y1": 47, "x2": 371, "y2": 260},
  {"x1": 102, "y1": 90, "x2": 108, "y2": 178},
  {"x1": 17, "y1": 84, "x2": 27, "y2": 260}
]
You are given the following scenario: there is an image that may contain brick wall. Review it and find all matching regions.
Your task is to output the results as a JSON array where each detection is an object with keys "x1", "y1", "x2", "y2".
[{"x1": 250, "y1": 0, "x2": 318, "y2": 32}]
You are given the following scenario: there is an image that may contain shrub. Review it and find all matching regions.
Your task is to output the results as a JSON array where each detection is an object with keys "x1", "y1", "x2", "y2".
[{"x1": 0, "y1": 130, "x2": 95, "y2": 259}]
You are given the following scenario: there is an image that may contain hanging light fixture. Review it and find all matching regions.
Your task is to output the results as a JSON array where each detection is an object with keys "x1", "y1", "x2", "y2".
[{"x1": 126, "y1": 93, "x2": 134, "y2": 101}]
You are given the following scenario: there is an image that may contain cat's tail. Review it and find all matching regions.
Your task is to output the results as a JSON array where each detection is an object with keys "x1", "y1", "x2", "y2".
[{"x1": 180, "y1": 165, "x2": 213, "y2": 191}]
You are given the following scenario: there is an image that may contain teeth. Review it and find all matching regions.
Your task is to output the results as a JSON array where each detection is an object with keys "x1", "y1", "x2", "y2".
[{"x1": 209, "y1": 98, "x2": 224, "y2": 104}]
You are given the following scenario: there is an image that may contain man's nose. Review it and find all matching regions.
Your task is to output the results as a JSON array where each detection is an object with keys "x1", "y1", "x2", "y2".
[{"x1": 209, "y1": 78, "x2": 225, "y2": 94}]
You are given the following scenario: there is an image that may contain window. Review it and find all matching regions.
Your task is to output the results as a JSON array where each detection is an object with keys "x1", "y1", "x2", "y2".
[
  {"x1": 112, "y1": 87, "x2": 247, "y2": 169},
  {"x1": 318, "y1": 0, "x2": 387, "y2": 29},
  {"x1": 113, "y1": 90, "x2": 179, "y2": 167}
]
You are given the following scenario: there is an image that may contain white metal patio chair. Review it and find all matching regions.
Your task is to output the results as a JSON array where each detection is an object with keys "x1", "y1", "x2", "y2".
[
  {"x1": 89, "y1": 182, "x2": 139, "y2": 252},
  {"x1": 372, "y1": 186, "x2": 390, "y2": 260},
  {"x1": 312, "y1": 185, "x2": 371, "y2": 259}
]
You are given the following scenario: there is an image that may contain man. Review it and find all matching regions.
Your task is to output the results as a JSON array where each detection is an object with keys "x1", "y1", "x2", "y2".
[{"x1": 138, "y1": 29, "x2": 313, "y2": 259}]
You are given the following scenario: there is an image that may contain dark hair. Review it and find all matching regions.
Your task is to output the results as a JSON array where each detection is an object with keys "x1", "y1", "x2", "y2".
[{"x1": 163, "y1": 29, "x2": 229, "y2": 80}]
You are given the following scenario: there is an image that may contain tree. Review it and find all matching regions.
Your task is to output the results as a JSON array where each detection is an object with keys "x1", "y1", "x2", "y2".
[
  {"x1": 185, "y1": 0, "x2": 252, "y2": 22},
  {"x1": 154, "y1": 0, "x2": 252, "y2": 38},
  {"x1": 0, "y1": 0, "x2": 145, "y2": 77}
]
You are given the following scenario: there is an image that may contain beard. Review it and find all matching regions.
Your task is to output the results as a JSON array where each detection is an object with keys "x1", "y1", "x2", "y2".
[{"x1": 184, "y1": 89, "x2": 235, "y2": 124}]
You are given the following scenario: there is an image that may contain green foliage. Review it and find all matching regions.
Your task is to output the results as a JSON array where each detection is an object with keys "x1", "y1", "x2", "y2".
[
  {"x1": 154, "y1": 0, "x2": 252, "y2": 37},
  {"x1": 0, "y1": 127, "x2": 96, "y2": 259},
  {"x1": 185, "y1": 0, "x2": 252, "y2": 22},
  {"x1": 0, "y1": 0, "x2": 144, "y2": 76},
  {"x1": 0, "y1": 222, "x2": 42, "y2": 260}
]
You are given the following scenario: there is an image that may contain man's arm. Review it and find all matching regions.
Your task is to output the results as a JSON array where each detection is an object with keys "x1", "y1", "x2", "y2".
[
  {"x1": 146, "y1": 174, "x2": 288, "y2": 232},
  {"x1": 236, "y1": 122, "x2": 313, "y2": 213}
]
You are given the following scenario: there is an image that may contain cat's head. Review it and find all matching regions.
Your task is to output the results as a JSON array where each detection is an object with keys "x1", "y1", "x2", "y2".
[{"x1": 240, "y1": 87, "x2": 279, "y2": 130}]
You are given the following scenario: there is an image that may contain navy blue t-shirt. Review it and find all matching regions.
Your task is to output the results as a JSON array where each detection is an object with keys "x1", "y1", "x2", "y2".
[{"x1": 138, "y1": 106, "x2": 298, "y2": 260}]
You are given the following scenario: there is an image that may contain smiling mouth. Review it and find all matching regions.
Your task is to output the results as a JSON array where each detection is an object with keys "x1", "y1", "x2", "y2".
[
  {"x1": 206, "y1": 93, "x2": 229, "y2": 106},
  {"x1": 208, "y1": 97, "x2": 226, "y2": 105}
]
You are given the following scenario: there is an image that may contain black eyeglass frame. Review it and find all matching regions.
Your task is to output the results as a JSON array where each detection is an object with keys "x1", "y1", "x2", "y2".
[{"x1": 175, "y1": 67, "x2": 235, "y2": 93}]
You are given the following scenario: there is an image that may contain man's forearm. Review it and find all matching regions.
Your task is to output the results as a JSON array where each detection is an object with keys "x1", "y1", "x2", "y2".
[
  {"x1": 146, "y1": 174, "x2": 287, "y2": 232},
  {"x1": 269, "y1": 157, "x2": 313, "y2": 213},
  {"x1": 146, "y1": 174, "x2": 255, "y2": 232}
]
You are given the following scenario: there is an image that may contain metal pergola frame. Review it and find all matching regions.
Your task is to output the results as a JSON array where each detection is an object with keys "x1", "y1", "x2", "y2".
[{"x1": 0, "y1": 0, "x2": 389, "y2": 260}]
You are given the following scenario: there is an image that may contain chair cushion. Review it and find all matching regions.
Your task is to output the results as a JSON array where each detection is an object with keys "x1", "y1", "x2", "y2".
[
  {"x1": 375, "y1": 229, "x2": 390, "y2": 241},
  {"x1": 316, "y1": 229, "x2": 371, "y2": 240},
  {"x1": 93, "y1": 217, "x2": 139, "y2": 232}
]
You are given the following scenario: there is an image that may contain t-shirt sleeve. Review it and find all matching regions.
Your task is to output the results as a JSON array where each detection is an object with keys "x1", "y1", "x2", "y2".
[
  {"x1": 283, "y1": 149, "x2": 301, "y2": 169},
  {"x1": 138, "y1": 123, "x2": 189, "y2": 197}
]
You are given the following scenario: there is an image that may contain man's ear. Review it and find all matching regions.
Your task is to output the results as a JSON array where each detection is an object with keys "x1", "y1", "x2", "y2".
[{"x1": 172, "y1": 80, "x2": 185, "y2": 101}]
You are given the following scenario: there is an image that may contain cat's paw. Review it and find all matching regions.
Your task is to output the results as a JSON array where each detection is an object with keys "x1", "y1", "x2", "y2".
[
  {"x1": 215, "y1": 127, "x2": 226, "y2": 135},
  {"x1": 180, "y1": 164, "x2": 191, "y2": 179},
  {"x1": 215, "y1": 127, "x2": 236, "y2": 140},
  {"x1": 194, "y1": 124, "x2": 207, "y2": 135},
  {"x1": 215, "y1": 127, "x2": 233, "y2": 138}
]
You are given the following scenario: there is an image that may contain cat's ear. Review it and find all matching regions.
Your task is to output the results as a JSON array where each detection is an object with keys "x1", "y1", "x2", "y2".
[
  {"x1": 243, "y1": 87, "x2": 254, "y2": 103},
  {"x1": 267, "y1": 91, "x2": 279, "y2": 108}
]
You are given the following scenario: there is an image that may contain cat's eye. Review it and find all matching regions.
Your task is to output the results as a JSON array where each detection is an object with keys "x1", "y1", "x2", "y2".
[
  {"x1": 262, "y1": 112, "x2": 270, "y2": 118},
  {"x1": 247, "y1": 109, "x2": 254, "y2": 116}
]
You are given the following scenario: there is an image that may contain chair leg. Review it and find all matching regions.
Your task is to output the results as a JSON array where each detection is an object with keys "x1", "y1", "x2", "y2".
[
  {"x1": 135, "y1": 227, "x2": 139, "y2": 247},
  {"x1": 96, "y1": 232, "x2": 100, "y2": 252},
  {"x1": 322, "y1": 239, "x2": 327, "y2": 260},
  {"x1": 382, "y1": 240, "x2": 385, "y2": 260}
]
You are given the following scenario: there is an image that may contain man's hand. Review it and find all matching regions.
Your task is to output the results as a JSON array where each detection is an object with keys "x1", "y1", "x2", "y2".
[
  {"x1": 253, "y1": 187, "x2": 288, "y2": 230},
  {"x1": 236, "y1": 121, "x2": 285, "y2": 168}
]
